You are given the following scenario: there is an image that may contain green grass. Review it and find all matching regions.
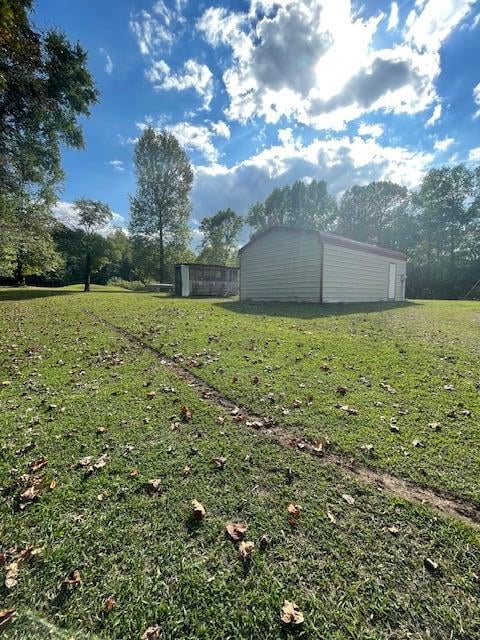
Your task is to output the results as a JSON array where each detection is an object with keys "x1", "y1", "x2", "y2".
[
  {"x1": 1, "y1": 287, "x2": 479, "y2": 640},
  {"x1": 75, "y1": 291, "x2": 480, "y2": 504}
]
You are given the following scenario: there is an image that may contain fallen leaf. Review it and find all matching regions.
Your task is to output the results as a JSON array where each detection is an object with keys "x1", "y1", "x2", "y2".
[
  {"x1": 361, "y1": 444, "x2": 374, "y2": 453},
  {"x1": 428, "y1": 422, "x2": 441, "y2": 431},
  {"x1": 443, "y1": 384, "x2": 454, "y2": 391},
  {"x1": 104, "y1": 595, "x2": 116, "y2": 610},
  {"x1": 141, "y1": 625, "x2": 161, "y2": 640},
  {"x1": 388, "y1": 526, "x2": 400, "y2": 536},
  {"x1": 146, "y1": 391, "x2": 156, "y2": 399},
  {"x1": 212, "y1": 457, "x2": 226, "y2": 470},
  {"x1": 326, "y1": 510, "x2": 337, "y2": 525},
  {"x1": 94, "y1": 454, "x2": 108, "y2": 470},
  {"x1": 412, "y1": 439, "x2": 425, "y2": 448},
  {"x1": 226, "y1": 522, "x2": 247, "y2": 541},
  {"x1": 0, "y1": 609, "x2": 15, "y2": 631},
  {"x1": 146, "y1": 479, "x2": 162, "y2": 495},
  {"x1": 238, "y1": 540, "x2": 255, "y2": 561},
  {"x1": 336, "y1": 385, "x2": 348, "y2": 395},
  {"x1": 77, "y1": 456, "x2": 93, "y2": 468},
  {"x1": 191, "y1": 499, "x2": 205, "y2": 520},
  {"x1": 183, "y1": 465, "x2": 192, "y2": 477},
  {"x1": 342, "y1": 494, "x2": 355, "y2": 505},
  {"x1": 5, "y1": 561, "x2": 19, "y2": 589},
  {"x1": 337, "y1": 404, "x2": 358, "y2": 415},
  {"x1": 287, "y1": 503, "x2": 301, "y2": 519},
  {"x1": 424, "y1": 558, "x2": 439, "y2": 574},
  {"x1": 380, "y1": 382, "x2": 396, "y2": 394},
  {"x1": 1, "y1": 380, "x2": 12, "y2": 387},
  {"x1": 280, "y1": 600, "x2": 304, "y2": 626},
  {"x1": 180, "y1": 406, "x2": 192, "y2": 422},
  {"x1": 28, "y1": 457, "x2": 48, "y2": 472},
  {"x1": 64, "y1": 569, "x2": 81, "y2": 585}
]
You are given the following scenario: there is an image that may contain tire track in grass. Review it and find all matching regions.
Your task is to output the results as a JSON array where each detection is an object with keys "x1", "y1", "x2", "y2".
[{"x1": 87, "y1": 310, "x2": 480, "y2": 529}]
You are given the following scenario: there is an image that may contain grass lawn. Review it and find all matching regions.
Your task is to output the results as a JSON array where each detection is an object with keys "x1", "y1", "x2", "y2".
[
  {"x1": 1, "y1": 287, "x2": 479, "y2": 640},
  {"x1": 81, "y1": 290, "x2": 480, "y2": 504}
]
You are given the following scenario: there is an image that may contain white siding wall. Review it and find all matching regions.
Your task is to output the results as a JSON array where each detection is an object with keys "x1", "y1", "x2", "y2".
[
  {"x1": 322, "y1": 242, "x2": 406, "y2": 303},
  {"x1": 240, "y1": 229, "x2": 322, "y2": 302}
]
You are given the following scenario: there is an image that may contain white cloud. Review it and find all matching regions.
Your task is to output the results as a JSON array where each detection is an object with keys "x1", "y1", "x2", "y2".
[
  {"x1": 473, "y1": 82, "x2": 480, "y2": 119},
  {"x1": 109, "y1": 160, "x2": 125, "y2": 172},
  {"x1": 192, "y1": 133, "x2": 433, "y2": 220},
  {"x1": 130, "y1": 10, "x2": 174, "y2": 56},
  {"x1": 146, "y1": 59, "x2": 214, "y2": 109},
  {"x1": 425, "y1": 103, "x2": 442, "y2": 126},
  {"x1": 210, "y1": 121, "x2": 231, "y2": 138},
  {"x1": 100, "y1": 48, "x2": 113, "y2": 74},
  {"x1": 468, "y1": 147, "x2": 480, "y2": 162},
  {"x1": 358, "y1": 123, "x2": 384, "y2": 138},
  {"x1": 387, "y1": 2, "x2": 399, "y2": 31},
  {"x1": 433, "y1": 137, "x2": 454, "y2": 151},
  {"x1": 53, "y1": 202, "x2": 127, "y2": 236},
  {"x1": 469, "y1": 12, "x2": 480, "y2": 30},
  {"x1": 196, "y1": 0, "x2": 472, "y2": 130}
]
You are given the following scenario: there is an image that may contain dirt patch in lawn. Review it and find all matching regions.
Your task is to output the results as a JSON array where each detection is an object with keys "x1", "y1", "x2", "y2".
[{"x1": 89, "y1": 311, "x2": 480, "y2": 529}]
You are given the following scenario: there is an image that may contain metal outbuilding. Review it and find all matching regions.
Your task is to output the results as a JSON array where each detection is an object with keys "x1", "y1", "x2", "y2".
[
  {"x1": 174, "y1": 263, "x2": 239, "y2": 297},
  {"x1": 239, "y1": 226, "x2": 407, "y2": 303}
]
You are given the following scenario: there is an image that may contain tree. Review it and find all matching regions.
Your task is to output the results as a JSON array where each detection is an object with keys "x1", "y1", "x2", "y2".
[
  {"x1": 337, "y1": 181, "x2": 409, "y2": 245},
  {"x1": 0, "y1": 0, "x2": 98, "y2": 198},
  {"x1": 198, "y1": 208, "x2": 243, "y2": 265},
  {"x1": 73, "y1": 199, "x2": 112, "y2": 291},
  {"x1": 0, "y1": 0, "x2": 98, "y2": 285},
  {"x1": 0, "y1": 191, "x2": 63, "y2": 285},
  {"x1": 130, "y1": 127, "x2": 193, "y2": 282},
  {"x1": 247, "y1": 179, "x2": 337, "y2": 234},
  {"x1": 416, "y1": 165, "x2": 479, "y2": 265}
]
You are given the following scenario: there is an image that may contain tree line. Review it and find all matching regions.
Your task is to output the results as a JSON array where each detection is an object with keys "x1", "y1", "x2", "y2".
[{"x1": 1, "y1": 2, "x2": 479, "y2": 298}]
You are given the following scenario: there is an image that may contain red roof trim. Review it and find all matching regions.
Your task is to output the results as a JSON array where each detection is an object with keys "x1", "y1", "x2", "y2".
[{"x1": 239, "y1": 226, "x2": 406, "y2": 261}]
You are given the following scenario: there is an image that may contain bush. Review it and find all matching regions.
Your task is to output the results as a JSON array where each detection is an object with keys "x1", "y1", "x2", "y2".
[{"x1": 107, "y1": 277, "x2": 148, "y2": 291}]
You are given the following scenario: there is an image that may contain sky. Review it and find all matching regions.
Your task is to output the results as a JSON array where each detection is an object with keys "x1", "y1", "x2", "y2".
[{"x1": 35, "y1": 0, "x2": 480, "y2": 244}]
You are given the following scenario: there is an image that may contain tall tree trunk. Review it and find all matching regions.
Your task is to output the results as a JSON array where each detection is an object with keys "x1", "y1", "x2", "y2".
[
  {"x1": 14, "y1": 256, "x2": 26, "y2": 287},
  {"x1": 159, "y1": 223, "x2": 164, "y2": 283},
  {"x1": 84, "y1": 251, "x2": 91, "y2": 292}
]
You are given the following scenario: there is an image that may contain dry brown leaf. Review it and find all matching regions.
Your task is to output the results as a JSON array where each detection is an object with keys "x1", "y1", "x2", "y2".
[
  {"x1": 388, "y1": 526, "x2": 400, "y2": 536},
  {"x1": 337, "y1": 404, "x2": 358, "y2": 415},
  {"x1": 141, "y1": 625, "x2": 161, "y2": 640},
  {"x1": 342, "y1": 494, "x2": 355, "y2": 505},
  {"x1": 146, "y1": 391, "x2": 156, "y2": 399},
  {"x1": 287, "y1": 503, "x2": 301, "y2": 519},
  {"x1": 180, "y1": 406, "x2": 192, "y2": 422},
  {"x1": 94, "y1": 454, "x2": 108, "y2": 470},
  {"x1": 183, "y1": 465, "x2": 192, "y2": 477},
  {"x1": 5, "y1": 562, "x2": 19, "y2": 589},
  {"x1": 428, "y1": 421, "x2": 441, "y2": 431},
  {"x1": 64, "y1": 569, "x2": 81, "y2": 585},
  {"x1": 412, "y1": 439, "x2": 425, "y2": 448},
  {"x1": 238, "y1": 540, "x2": 255, "y2": 561},
  {"x1": 336, "y1": 385, "x2": 348, "y2": 395},
  {"x1": 226, "y1": 522, "x2": 247, "y2": 541},
  {"x1": 0, "y1": 609, "x2": 15, "y2": 631},
  {"x1": 326, "y1": 510, "x2": 337, "y2": 525},
  {"x1": 212, "y1": 457, "x2": 226, "y2": 470},
  {"x1": 104, "y1": 595, "x2": 116, "y2": 610},
  {"x1": 191, "y1": 499, "x2": 205, "y2": 520},
  {"x1": 146, "y1": 479, "x2": 162, "y2": 495},
  {"x1": 280, "y1": 600, "x2": 304, "y2": 626},
  {"x1": 28, "y1": 457, "x2": 48, "y2": 472},
  {"x1": 380, "y1": 382, "x2": 396, "y2": 394},
  {"x1": 77, "y1": 456, "x2": 93, "y2": 468}
]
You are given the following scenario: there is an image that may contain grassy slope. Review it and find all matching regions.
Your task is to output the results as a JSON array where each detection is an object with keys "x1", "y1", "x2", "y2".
[
  {"x1": 81, "y1": 291, "x2": 480, "y2": 503},
  {"x1": 0, "y1": 288, "x2": 479, "y2": 640}
]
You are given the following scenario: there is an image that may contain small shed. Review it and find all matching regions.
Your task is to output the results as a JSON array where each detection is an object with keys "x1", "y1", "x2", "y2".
[
  {"x1": 174, "y1": 263, "x2": 239, "y2": 297},
  {"x1": 239, "y1": 226, "x2": 407, "y2": 303}
]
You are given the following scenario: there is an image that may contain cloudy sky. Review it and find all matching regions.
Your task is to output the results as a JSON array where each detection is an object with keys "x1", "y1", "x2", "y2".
[{"x1": 37, "y1": 0, "x2": 480, "y2": 240}]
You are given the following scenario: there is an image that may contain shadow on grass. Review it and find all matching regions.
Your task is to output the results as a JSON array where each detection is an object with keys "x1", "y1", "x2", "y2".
[
  {"x1": 0, "y1": 287, "x2": 146, "y2": 302},
  {"x1": 215, "y1": 299, "x2": 419, "y2": 319}
]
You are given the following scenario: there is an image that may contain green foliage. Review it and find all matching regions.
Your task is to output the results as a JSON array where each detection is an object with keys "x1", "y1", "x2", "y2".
[
  {"x1": 247, "y1": 179, "x2": 337, "y2": 234},
  {"x1": 0, "y1": 191, "x2": 63, "y2": 283},
  {"x1": 198, "y1": 208, "x2": 243, "y2": 265},
  {"x1": 0, "y1": 0, "x2": 98, "y2": 198},
  {"x1": 130, "y1": 234, "x2": 196, "y2": 283},
  {"x1": 130, "y1": 127, "x2": 193, "y2": 281},
  {"x1": 107, "y1": 277, "x2": 147, "y2": 291}
]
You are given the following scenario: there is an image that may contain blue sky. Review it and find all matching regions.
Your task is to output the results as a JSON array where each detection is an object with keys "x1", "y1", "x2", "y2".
[{"x1": 35, "y1": 0, "x2": 480, "y2": 242}]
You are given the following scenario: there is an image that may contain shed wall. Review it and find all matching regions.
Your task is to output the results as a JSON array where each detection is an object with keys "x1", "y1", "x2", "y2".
[
  {"x1": 322, "y1": 243, "x2": 406, "y2": 303},
  {"x1": 240, "y1": 228, "x2": 322, "y2": 302}
]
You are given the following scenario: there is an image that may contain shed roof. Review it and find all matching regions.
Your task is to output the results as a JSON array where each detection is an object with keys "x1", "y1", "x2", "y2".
[{"x1": 239, "y1": 226, "x2": 407, "y2": 261}]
